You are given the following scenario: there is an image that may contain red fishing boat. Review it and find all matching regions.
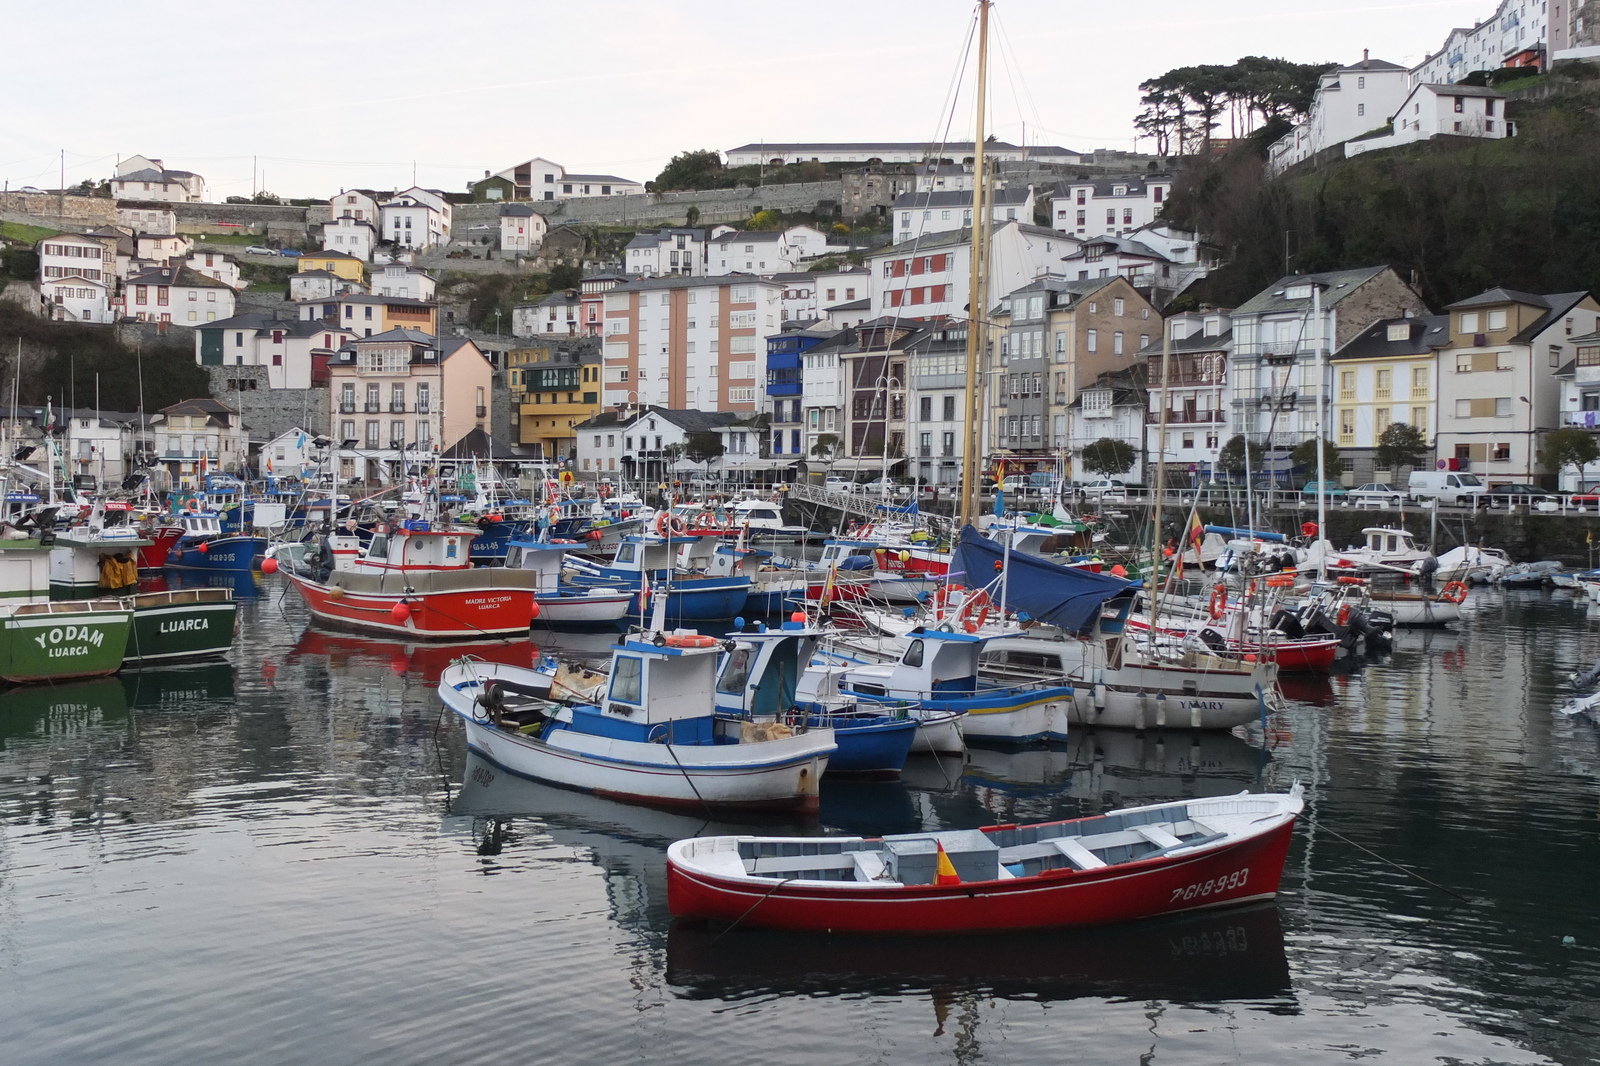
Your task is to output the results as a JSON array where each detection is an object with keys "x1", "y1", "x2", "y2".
[
  {"x1": 1123, "y1": 615, "x2": 1339, "y2": 674},
  {"x1": 668, "y1": 788, "x2": 1302, "y2": 933},
  {"x1": 135, "y1": 525, "x2": 184, "y2": 569},
  {"x1": 281, "y1": 521, "x2": 542, "y2": 639}
]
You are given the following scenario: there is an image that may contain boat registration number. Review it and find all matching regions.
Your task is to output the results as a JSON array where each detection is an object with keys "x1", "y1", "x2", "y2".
[{"x1": 1171, "y1": 867, "x2": 1247, "y2": 902}]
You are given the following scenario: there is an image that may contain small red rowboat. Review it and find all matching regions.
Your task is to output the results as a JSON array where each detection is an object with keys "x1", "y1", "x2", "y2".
[{"x1": 667, "y1": 788, "x2": 1302, "y2": 933}]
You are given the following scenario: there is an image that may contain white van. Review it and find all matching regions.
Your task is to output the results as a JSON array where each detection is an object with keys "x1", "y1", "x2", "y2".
[{"x1": 1407, "y1": 470, "x2": 1487, "y2": 506}]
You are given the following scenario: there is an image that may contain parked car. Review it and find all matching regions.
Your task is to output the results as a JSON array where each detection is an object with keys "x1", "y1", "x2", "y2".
[
  {"x1": 278, "y1": 249, "x2": 301, "y2": 257},
  {"x1": 823, "y1": 477, "x2": 852, "y2": 492},
  {"x1": 1407, "y1": 470, "x2": 1487, "y2": 507},
  {"x1": 1481, "y1": 483, "x2": 1543, "y2": 508},
  {"x1": 1078, "y1": 479, "x2": 1129, "y2": 501},
  {"x1": 1348, "y1": 483, "x2": 1404, "y2": 508},
  {"x1": 244, "y1": 246, "x2": 276, "y2": 256},
  {"x1": 1300, "y1": 480, "x2": 1348, "y2": 499}
]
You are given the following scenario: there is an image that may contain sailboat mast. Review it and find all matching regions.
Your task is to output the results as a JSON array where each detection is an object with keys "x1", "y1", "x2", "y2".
[
  {"x1": 1147, "y1": 317, "x2": 1173, "y2": 650},
  {"x1": 959, "y1": 0, "x2": 991, "y2": 528},
  {"x1": 1313, "y1": 282, "x2": 1328, "y2": 580}
]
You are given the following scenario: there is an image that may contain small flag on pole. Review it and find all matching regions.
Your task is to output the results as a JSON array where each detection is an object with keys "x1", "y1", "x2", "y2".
[
  {"x1": 1188, "y1": 512, "x2": 1205, "y2": 546},
  {"x1": 934, "y1": 841, "x2": 961, "y2": 886},
  {"x1": 637, "y1": 569, "x2": 651, "y2": 614}
]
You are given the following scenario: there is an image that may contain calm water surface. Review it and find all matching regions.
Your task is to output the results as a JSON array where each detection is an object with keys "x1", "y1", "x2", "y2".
[{"x1": 2, "y1": 579, "x2": 1599, "y2": 1065}]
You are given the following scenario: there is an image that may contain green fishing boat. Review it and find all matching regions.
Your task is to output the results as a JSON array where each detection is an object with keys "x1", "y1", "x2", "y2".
[{"x1": 0, "y1": 542, "x2": 132, "y2": 685}]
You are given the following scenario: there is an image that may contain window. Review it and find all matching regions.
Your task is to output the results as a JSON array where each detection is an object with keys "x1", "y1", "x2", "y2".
[
  {"x1": 918, "y1": 396, "x2": 932, "y2": 421},
  {"x1": 610, "y1": 657, "x2": 643, "y2": 703},
  {"x1": 1339, "y1": 407, "x2": 1355, "y2": 445},
  {"x1": 1339, "y1": 370, "x2": 1356, "y2": 400},
  {"x1": 1375, "y1": 368, "x2": 1392, "y2": 399},
  {"x1": 942, "y1": 395, "x2": 956, "y2": 421},
  {"x1": 1375, "y1": 407, "x2": 1390, "y2": 431},
  {"x1": 1112, "y1": 331, "x2": 1124, "y2": 355},
  {"x1": 1113, "y1": 298, "x2": 1125, "y2": 316},
  {"x1": 1358, "y1": 103, "x2": 1366, "y2": 117},
  {"x1": 1086, "y1": 329, "x2": 1097, "y2": 353}
]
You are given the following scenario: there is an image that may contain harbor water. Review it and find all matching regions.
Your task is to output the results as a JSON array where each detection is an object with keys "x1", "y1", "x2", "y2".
[{"x1": 3, "y1": 579, "x2": 1600, "y2": 1065}]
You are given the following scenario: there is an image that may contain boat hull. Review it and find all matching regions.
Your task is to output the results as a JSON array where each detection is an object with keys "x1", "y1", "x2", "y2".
[
  {"x1": 135, "y1": 527, "x2": 184, "y2": 570},
  {"x1": 795, "y1": 713, "x2": 918, "y2": 776},
  {"x1": 166, "y1": 535, "x2": 266, "y2": 572},
  {"x1": 0, "y1": 604, "x2": 133, "y2": 684},
  {"x1": 448, "y1": 698, "x2": 832, "y2": 812},
  {"x1": 532, "y1": 589, "x2": 632, "y2": 627},
  {"x1": 1373, "y1": 596, "x2": 1461, "y2": 627},
  {"x1": 285, "y1": 571, "x2": 536, "y2": 639},
  {"x1": 667, "y1": 808, "x2": 1298, "y2": 933},
  {"x1": 125, "y1": 589, "x2": 237, "y2": 665}
]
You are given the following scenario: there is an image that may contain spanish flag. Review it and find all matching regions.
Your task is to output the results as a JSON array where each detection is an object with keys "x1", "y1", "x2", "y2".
[
  {"x1": 1188, "y1": 512, "x2": 1205, "y2": 546},
  {"x1": 934, "y1": 841, "x2": 961, "y2": 885}
]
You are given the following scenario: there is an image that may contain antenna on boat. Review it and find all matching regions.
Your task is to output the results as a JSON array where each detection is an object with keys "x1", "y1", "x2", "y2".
[{"x1": 1147, "y1": 310, "x2": 1173, "y2": 654}]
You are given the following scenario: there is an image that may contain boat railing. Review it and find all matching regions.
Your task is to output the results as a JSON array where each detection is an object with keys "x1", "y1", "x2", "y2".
[{"x1": 11, "y1": 599, "x2": 129, "y2": 616}]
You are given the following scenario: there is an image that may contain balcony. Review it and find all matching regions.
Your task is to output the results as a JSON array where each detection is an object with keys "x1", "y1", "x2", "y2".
[
  {"x1": 338, "y1": 402, "x2": 356, "y2": 414},
  {"x1": 476, "y1": 406, "x2": 487, "y2": 418},
  {"x1": 416, "y1": 404, "x2": 431, "y2": 415},
  {"x1": 390, "y1": 402, "x2": 407, "y2": 413},
  {"x1": 1566, "y1": 410, "x2": 1600, "y2": 428},
  {"x1": 365, "y1": 402, "x2": 382, "y2": 413}
]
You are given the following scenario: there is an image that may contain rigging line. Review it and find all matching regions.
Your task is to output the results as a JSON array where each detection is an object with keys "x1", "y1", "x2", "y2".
[
  {"x1": 710, "y1": 877, "x2": 799, "y2": 943},
  {"x1": 1318, "y1": 823, "x2": 1474, "y2": 904},
  {"x1": 991, "y1": 9, "x2": 1046, "y2": 144}
]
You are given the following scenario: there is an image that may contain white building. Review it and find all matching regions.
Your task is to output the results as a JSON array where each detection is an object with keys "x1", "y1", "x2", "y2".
[
  {"x1": 1066, "y1": 370, "x2": 1147, "y2": 485},
  {"x1": 195, "y1": 314, "x2": 355, "y2": 390},
  {"x1": 323, "y1": 216, "x2": 378, "y2": 260},
  {"x1": 37, "y1": 233, "x2": 114, "y2": 288},
  {"x1": 1142, "y1": 311, "x2": 1233, "y2": 481},
  {"x1": 800, "y1": 331, "x2": 850, "y2": 459},
  {"x1": 1268, "y1": 54, "x2": 1412, "y2": 175},
  {"x1": 110, "y1": 156, "x2": 205, "y2": 202},
  {"x1": 41, "y1": 276, "x2": 113, "y2": 323},
  {"x1": 806, "y1": 267, "x2": 870, "y2": 324},
  {"x1": 121, "y1": 265, "x2": 237, "y2": 325},
  {"x1": 867, "y1": 221, "x2": 1078, "y2": 323},
  {"x1": 480, "y1": 158, "x2": 645, "y2": 202},
  {"x1": 115, "y1": 201, "x2": 177, "y2": 235},
  {"x1": 1345, "y1": 83, "x2": 1510, "y2": 159},
  {"x1": 379, "y1": 187, "x2": 452, "y2": 251},
  {"x1": 708, "y1": 230, "x2": 799, "y2": 275},
  {"x1": 573, "y1": 406, "x2": 741, "y2": 478},
  {"x1": 624, "y1": 228, "x2": 707, "y2": 277},
  {"x1": 329, "y1": 190, "x2": 380, "y2": 224},
  {"x1": 185, "y1": 250, "x2": 244, "y2": 290},
  {"x1": 498, "y1": 203, "x2": 546, "y2": 256},
  {"x1": 1413, "y1": 0, "x2": 1553, "y2": 84},
  {"x1": 1050, "y1": 176, "x2": 1171, "y2": 238},
  {"x1": 370, "y1": 263, "x2": 436, "y2": 301},
  {"x1": 289, "y1": 270, "x2": 364, "y2": 302},
  {"x1": 262, "y1": 427, "x2": 319, "y2": 480},
  {"x1": 135, "y1": 233, "x2": 192, "y2": 264},
  {"x1": 781, "y1": 224, "x2": 830, "y2": 261},
  {"x1": 893, "y1": 185, "x2": 1034, "y2": 240}
]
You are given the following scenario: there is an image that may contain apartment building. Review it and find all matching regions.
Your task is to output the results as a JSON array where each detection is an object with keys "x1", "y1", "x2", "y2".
[
  {"x1": 379, "y1": 187, "x2": 452, "y2": 251},
  {"x1": 765, "y1": 325, "x2": 837, "y2": 461},
  {"x1": 197, "y1": 314, "x2": 356, "y2": 389},
  {"x1": 1049, "y1": 176, "x2": 1171, "y2": 238},
  {"x1": 1143, "y1": 310, "x2": 1233, "y2": 481},
  {"x1": 327, "y1": 330, "x2": 491, "y2": 481},
  {"x1": 1436, "y1": 287, "x2": 1599, "y2": 484},
  {"x1": 1328, "y1": 314, "x2": 1450, "y2": 480},
  {"x1": 121, "y1": 265, "x2": 237, "y2": 324},
  {"x1": 600, "y1": 274, "x2": 783, "y2": 413},
  {"x1": 298, "y1": 292, "x2": 437, "y2": 337},
  {"x1": 509, "y1": 344, "x2": 602, "y2": 461}
]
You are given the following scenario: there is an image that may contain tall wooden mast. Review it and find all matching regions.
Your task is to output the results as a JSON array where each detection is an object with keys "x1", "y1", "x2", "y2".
[{"x1": 959, "y1": 0, "x2": 991, "y2": 528}]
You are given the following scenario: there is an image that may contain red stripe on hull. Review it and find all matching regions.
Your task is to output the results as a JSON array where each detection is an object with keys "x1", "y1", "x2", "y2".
[
  {"x1": 136, "y1": 527, "x2": 184, "y2": 569},
  {"x1": 667, "y1": 819, "x2": 1296, "y2": 933}
]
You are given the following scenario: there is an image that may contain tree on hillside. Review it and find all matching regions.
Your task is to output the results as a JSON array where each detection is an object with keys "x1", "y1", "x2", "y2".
[
  {"x1": 1375, "y1": 421, "x2": 1429, "y2": 475},
  {"x1": 745, "y1": 210, "x2": 783, "y2": 231},
  {"x1": 548, "y1": 263, "x2": 583, "y2": 290},
  {"x1": 1291, "y1": 437, "x2": 1341, "y2": 477},
  {"x1": 1217, "y1": 433, "x2": 1264, "y2": 473},
  {"x1": 1080, "y1": 437, "x2": 1136, "y2": 477},
  {"x1": 650, "y1": 150, "x2": 725, "y2": 192},
  {"x1": 811, "y1": 433, "x2": 839, "y2": 460},
  {"x1": 1137, "y1": 58, "x2": 1332, "y2": 155},
  {"x1": 1538, "y1": 427, "x2": 1600, "y2": 483}
]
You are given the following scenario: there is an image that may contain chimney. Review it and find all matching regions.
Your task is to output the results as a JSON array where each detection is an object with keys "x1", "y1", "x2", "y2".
[{"x1": 1363, "y1": 48, "x2": 1369, "y2": 62}]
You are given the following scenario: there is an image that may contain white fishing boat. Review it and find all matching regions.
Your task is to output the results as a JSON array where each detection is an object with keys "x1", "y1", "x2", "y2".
[
  {"x1": 1331, "y1": 527, "x2": 1434, "y2": 575},
  {"x1": 438, "y1": 632, "x2": 835, "y2": 811}
]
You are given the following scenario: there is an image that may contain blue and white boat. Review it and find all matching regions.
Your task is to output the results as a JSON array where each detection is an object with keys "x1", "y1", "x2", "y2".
[
  {"x1": 503, "y1": 537, "x2": 633, "y2": 628},
  {"x1": 165, "y1": 511, "x2": 266, "y2": 572},
  {"x1": 801, "y1": 627, "x2": 1075, "y2": 745},
  {"x1": 566, "y1": 534, "x2": 750, "y2": 622},
  {"x1": 714, "y1": 620, "x2": 919, "y2": 777},
  {"x1": 702, "y1": 542, "x2": 819, "y2": 615},
  {"x1": 438, "y1": 632, "x2": 836, "y2": 811}
]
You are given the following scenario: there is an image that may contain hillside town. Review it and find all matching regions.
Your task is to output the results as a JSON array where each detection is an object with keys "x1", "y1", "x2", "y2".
[{"x1": 3, "y1": 0, "x2": 1599, "y2": 501}]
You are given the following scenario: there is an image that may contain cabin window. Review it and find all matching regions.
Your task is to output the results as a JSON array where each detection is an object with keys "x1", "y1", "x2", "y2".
[
  {"x1": 367, "y1": 532, "x2": 388, "y2": 559},
  {"x1": 610, "y1": 656, "x2": 643, "y2": 703},
  {"x1": 903, "y1": 639, "x2": 925, "y2": 668},
  {"x1": 617, "y1": 543, "x2": 636, "y2": 563},
  {"x1": 717, "y1": 647, "x2": 752, "y2": 695}
]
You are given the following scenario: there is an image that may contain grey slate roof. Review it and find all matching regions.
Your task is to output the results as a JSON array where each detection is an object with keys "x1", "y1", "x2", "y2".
[
  {"x1": 890, "y1": 186, "x2": 1032, "y2": 210},
  {"x1": 1137, "y1": 328, "x2": 1234, "y2": 358},
  {"x1": 1233, "y1": 266, "x2": 1392, "y2": 316},
  {"x1": 1332, "y1": 314, "x2": 1450, "y2": 361}
]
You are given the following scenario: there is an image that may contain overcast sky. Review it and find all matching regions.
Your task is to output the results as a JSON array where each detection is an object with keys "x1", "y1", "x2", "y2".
[{"x1": 2, "y1": 0, "x2": 1491, "y2": 200}]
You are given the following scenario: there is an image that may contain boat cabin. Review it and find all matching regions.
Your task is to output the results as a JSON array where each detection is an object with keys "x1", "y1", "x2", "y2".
[
  {"x1": 504, "y1": 538, "x2": 569, "y2": 591},
  {"x1": 714, "y1": 622, "x2": 822, "y2": 717},
  {"x1": 818, "y1": 539, "x2": 885, "y2": 573},
  {"x1": 842, "y1": 627, "x2": 984, "y2": 700},
  {"x1": 1360, "y1": 527, "x2": 1420, "y2": 558},
  {"x1": 572, "y1": 636, "x2": 724, "y2": 744},
  {"x1": 705, "y1": 544, "x2": 771, "y2": 581},
  {"x1": 731, "y1": 500, "x2": 786, "y2": 529},
  {"x1": 177, "y1": 512, "x2": 225, "y2": 540},
  {"x1": 0, "y1": 541, "x2": 51, "y2": 601},
  {"x1": 609, "y1": 534, "x2": 718, "y2": 577},
  {"x1": 353, "y1": 523, "x2": 475, "y2": 572}
]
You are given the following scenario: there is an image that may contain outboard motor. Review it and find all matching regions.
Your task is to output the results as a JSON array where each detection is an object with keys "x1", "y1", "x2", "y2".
[
  {"x1": 1414, "y1": 555, "x2": 1440, "y2": 587},
  {"x1": 1349, "y1": 607, "x2": 1394, "y2": 653},
  {"x1": 1268, "y1": 608, "x2": 1305, "y2": 640},
  {"x1": 1570, "y1": 656, "x2": 1600, "y2": 691}
]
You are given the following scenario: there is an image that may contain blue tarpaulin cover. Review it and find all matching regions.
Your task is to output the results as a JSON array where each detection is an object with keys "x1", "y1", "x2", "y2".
[{"x1": 949, "y1": 525, "x2": 1135, "y2": 635}]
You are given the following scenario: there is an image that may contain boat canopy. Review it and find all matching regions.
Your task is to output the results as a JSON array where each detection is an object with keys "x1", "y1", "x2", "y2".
[{"x1": 950, "y1": 525, "x2": 1134, "y2": 635}]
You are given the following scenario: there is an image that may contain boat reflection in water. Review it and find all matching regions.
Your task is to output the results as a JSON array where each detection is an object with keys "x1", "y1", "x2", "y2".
[
  {"x1": 818, "y1": 776, "x2": 921, "y2": 836},
  {"x1": 0, "y1": 676, "x2": 130, "y2": 747},
  {"x1": 121, "y1": 661, "x2": 237, "y2": 711},
  {"x1": 907, "y1": 729, "x2": 1269, "y2": 804},
  {"x1": 291, "y1": 626, "x2": 540, "y2": 684},
  {"x1": 141, "y1": 568, "x2": 264, "y2": 600},
  {"x1": 666, "y1": 904, "x2": 1289, "y2": 1005}
]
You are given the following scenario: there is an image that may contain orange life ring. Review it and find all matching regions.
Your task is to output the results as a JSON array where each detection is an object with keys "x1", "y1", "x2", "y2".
[
  {"x1": 960, "y1": 589, "x2": 993, "y2": 632},
  {"x1": 1336, "y1": 604, "x2": 1352, "y2": 626},
  {"x1": 1208, "y1": 584, "x2": 1228, "y2": 620},
  {"x1": 664, "y1": 633, "x2": 718, "y2": 648},
  {"x1": 1265, "y1": 575, "x2": 1295, "y2": 588},
  {"x1": 655, "y1": 513, "x2": 687, "y2": 537},
  {"x1": 185, "y1": 498, "x2": 201, "y2": 514},
  {"x1": 1441, "y1": 580, "x2": 1468, "y2": 604},
  {"x1": 1336, "y1": 575, "x2": 1365, "y2": 585}
]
